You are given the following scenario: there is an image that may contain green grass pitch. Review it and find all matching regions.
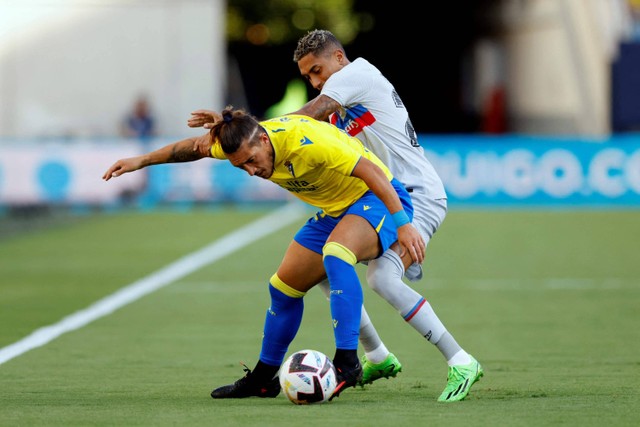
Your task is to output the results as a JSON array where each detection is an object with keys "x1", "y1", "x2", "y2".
[{"x1": 0, "y1": 205, "x2": 639, "y2": 426}]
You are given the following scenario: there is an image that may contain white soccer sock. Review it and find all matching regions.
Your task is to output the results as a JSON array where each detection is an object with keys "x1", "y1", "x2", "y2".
[
  {"x1": 359, "y1": 307, "x2": 389, "y2": 363},
  {"x1": 367, "y1": 250, "x2": 464, "y2": 362},
  {"x1": 446, "y1": 349, "x2": 472, "y2": 366}
]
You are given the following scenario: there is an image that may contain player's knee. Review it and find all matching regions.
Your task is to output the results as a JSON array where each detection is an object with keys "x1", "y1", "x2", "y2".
[
  {"x1": 322, "y1": 241, "x2": 357, "y2": 266},
  {"x1": 269, "y1": 273, "x2": 306, "y2": 299},
  {"x1": 366, "y1": 251, "x2": 404, "y2": 293}
]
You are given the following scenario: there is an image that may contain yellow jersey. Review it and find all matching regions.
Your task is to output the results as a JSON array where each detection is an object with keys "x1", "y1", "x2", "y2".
[{"x1": 211, "y1": 115, "x2": 394, "y2": 217}]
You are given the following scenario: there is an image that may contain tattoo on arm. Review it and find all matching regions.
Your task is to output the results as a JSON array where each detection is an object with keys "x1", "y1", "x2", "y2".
[
  {"x1": 170, "y1": 143, "x2": 200, "y2": 162},
  {"x1": 296, "y1": 95, "x2": 341, "y2": 122}
]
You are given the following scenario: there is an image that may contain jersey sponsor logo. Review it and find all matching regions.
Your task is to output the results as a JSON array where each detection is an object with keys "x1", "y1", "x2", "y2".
[
  {"x1": 278, "y1": 180, "x2": 319, "y2": 193},
  {"x1": 300, "y1": 136, "x2": 314, "y2": 145},
  {"x1": 271, "y1": 128, "x2": 286, "y2": 133},
  {"x1": 330, "y1": 103, "x2": 376, "y2": 137}
]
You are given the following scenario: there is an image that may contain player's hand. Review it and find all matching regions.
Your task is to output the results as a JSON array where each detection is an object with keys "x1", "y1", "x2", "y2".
[
  {"x1": 102, "y1": 157, "x2": 144, "y2": 181},
  {"x1": 188, "y1": 110, "x2": 222, "y2": 129},
  {"x1": 397, "y1": 224, "x2": 426, "y2": 264},
  {"x1": 191, "y1": 133, "x2": 214, "y2": 157}
]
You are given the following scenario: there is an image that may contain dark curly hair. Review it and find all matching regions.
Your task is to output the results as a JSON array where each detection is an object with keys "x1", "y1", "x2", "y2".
[{"x1": 293, "y1": 29, "x2": 344, "y2": 62}]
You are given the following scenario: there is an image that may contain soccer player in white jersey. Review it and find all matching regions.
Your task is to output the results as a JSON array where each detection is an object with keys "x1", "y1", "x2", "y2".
[
  {"x1": 292, "y1": 29, "x2": 483, "y2": 402},
  {"x1": 293, "y1": 29, "x2": 483, "y2": 402},
  {"x1": 188, "y1": 30, "x2": 483, "y2": 402}
]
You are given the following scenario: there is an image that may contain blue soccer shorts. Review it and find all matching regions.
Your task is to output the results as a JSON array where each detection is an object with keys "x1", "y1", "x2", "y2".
[{"x1": 294, "y1": 178, "x2": 414, "y2": 257}]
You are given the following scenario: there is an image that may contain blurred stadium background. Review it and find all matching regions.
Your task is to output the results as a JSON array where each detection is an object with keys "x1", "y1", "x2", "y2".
[{"x1": 1, "y1": 0, "x2": 639, "y2": 217}]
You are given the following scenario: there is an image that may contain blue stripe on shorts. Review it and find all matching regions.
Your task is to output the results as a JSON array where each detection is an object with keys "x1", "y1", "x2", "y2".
[{"x1": 293, "y1": 178, "x2": 413, "y2": 257}]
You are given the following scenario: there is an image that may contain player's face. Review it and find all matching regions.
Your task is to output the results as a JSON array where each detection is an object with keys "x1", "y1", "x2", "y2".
[
  {"x1": 226, "y1": 131, "x2": 275, "y2": 179},
  {"x1": 297, "y1": 49, "x2": 345, "y2": 91}
]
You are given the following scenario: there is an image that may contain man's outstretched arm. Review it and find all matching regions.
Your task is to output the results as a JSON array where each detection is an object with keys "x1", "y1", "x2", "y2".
[{"x1": 102, "y1": 134, "x2": 211, "y2": 181}]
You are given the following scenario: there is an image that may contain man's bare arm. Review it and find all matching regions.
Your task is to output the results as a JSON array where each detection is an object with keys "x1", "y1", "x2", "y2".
[
  {"x1": 289, "y1": 94, "x2": 341, "y2": 122},
  {"x1": 103, "y1": 135, "x2": 210, "y2": 181}
]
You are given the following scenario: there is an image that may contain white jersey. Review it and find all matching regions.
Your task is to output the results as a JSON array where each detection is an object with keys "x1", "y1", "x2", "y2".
[{"x1": 321, "y1": 57, "x2": 447, "y2": 200}]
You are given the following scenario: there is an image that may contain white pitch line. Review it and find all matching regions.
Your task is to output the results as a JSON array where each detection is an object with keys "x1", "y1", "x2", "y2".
[{"x1": 0, "y1": 202, "x2": 307, "y2": 366}]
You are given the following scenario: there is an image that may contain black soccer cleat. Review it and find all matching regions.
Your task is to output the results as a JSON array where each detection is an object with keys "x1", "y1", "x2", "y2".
[
  {"x1": 329, "y1": 360, "x2": 363, "y2": 401},
  {"x1": 211, "y1": 364, "x2": 281, "y2": 399}
]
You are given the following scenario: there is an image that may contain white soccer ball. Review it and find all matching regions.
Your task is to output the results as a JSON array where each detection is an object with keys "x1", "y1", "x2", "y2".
[{"x1": 279, "y1": 349, "x2": 338, "y2": 405}]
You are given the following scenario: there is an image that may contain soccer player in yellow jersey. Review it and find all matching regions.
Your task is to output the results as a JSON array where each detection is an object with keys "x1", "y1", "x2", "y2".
[{"x1": 102, "y1": 107, "x2": 425, "y2": 400}]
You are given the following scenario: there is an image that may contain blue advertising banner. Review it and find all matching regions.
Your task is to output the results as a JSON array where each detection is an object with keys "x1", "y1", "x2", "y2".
[
  {"x1": 422, "y1": 134, "x2": 640, "y2": 207},
  {"x1": 1, "y1": 134, "x2": 639, "y2": 209}
]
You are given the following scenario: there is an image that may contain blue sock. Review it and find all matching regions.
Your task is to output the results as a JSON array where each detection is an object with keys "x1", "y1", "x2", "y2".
[
  {"x1": 259, "y1": 284, "x2": 304, "y2": 366},
  {"x1": 323, "y1": 255, "x2": 362, "y2": 350}
]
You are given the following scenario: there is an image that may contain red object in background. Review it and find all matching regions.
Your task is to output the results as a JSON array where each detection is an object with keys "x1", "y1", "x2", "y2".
[{"x1": 482, "y1": 86, "x2": 506, "y2": 133}]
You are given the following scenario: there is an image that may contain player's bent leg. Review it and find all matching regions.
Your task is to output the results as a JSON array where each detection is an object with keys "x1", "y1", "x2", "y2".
[
  {"x1": 260, "y1": 276, "x2": 306, "y2": 366},
  {"x1": 320, "y1": 277, "x2": 387, "y2": 357},
  {"x1": 359, "y1": 250, "x2": 417, "y2": 385},
  {"x1": 211, "y1": 273, "x2": 308, "y2": 399},
  {"x1": 318, "y1": 280, "x2": 402, "y2": 387},
  {"x1": 365, "y1": 249, "x2": 457, "y2": 385},
  {"x1": 277, "y1": 240, "x2": 326, "y2": 292},
  {"x1": 368, "y1": 250, "x2": 482, "y2": 401},
  {"x1": 322, "y1": 241, "x2": 363, "y2": 400}
]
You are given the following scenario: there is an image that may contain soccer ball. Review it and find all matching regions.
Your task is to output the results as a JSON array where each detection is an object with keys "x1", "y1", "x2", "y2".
[{"x1": 279, "y1": 349, "x2": 338, "y2": 405}]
